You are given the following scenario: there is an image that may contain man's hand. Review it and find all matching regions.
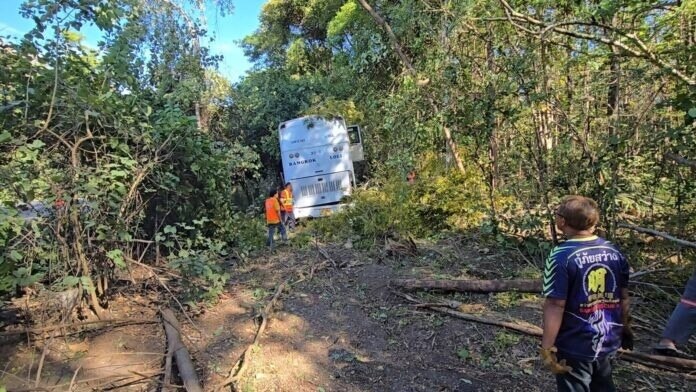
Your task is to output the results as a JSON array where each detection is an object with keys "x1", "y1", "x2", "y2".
[
  {"x1": 621, "y1": 326, "x2": 635, "y2": 350},
  {"x1": 539, "y1": 346, "x2": 572, "y2": 374}
]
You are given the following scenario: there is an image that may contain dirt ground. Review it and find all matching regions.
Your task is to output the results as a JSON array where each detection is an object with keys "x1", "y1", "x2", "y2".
[{"x1": 1, "y1": 236, "x2": 695, "y2": 391}]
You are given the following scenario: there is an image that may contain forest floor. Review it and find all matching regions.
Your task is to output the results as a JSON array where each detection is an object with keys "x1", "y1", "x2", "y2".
[{"x1": 1, "y1": 234, "x2": 694, "y2": 391}]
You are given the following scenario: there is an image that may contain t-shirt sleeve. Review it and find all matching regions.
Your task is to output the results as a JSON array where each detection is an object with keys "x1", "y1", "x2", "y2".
[{"x1": 542, "y1": 246, "x2": 569, "y2": 299}]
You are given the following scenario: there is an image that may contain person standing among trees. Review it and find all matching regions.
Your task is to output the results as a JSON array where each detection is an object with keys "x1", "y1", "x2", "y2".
[
  {"x1": 653, "y1": 270, "x2": 696, "y2": 358},
  {"x1": 265, "y1": 188, "x2": 286, "y2": 250},
  {"x1": 540, "y1": 196, "x2": 633, "y2": 392},
  {"x1": 279, "y1": 182, "x2": 296, "y2": 230}
]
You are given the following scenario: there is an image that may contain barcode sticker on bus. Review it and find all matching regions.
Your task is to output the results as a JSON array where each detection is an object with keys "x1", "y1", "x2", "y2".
[{"x1": 300, "y1": 179, "x2": 344, "y2": 197}]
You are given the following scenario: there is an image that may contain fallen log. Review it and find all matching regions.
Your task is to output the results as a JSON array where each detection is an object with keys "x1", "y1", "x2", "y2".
[
  {"x1": 392, "y1": 278, "x2": 542, "y2": 293},
  {"x1": 618, "y1": 222, "x2": 696, "y2": 249},
  {"x1": 216, "y1": 280, "x2": 288, "y2": 391},
  {"x1": 161, "y1": 308, "x2": 202, "y2": 392},
  {"x1": 395, "y1": 291, "x2": 543, "y2": 336},
  {"x1": 395, "y1": 291, "x2": 696, "y2": 372},
  {"x1": 0, "y1": 318, "x2": 156, "y2": 338}
]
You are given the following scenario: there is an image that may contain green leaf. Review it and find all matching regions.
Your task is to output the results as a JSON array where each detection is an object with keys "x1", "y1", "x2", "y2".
[
  {"x1": 61, "y1": 275, "x2": 81, "y2": 288},
  {"x1": 164, "y1": 225, "x2": 177, "y2": 234},
  {"x1": 0, "y1": 131, "x2": 11, "y2": 144},
  {"x1": 28, "y1": 139, "x2": 45, "y2": 149},
  {"x1": 106, "y1": 249, "x2": 126, "y2": 269},
  {"x1": 688, "y1": 108, "x2": 696, "y2": 118},
  {"x1": 9, "y1": 250, "x2": 23, "y2": 262},
  {"x1": 456, "y1": 348, "x2": 470, "y2": 360}
]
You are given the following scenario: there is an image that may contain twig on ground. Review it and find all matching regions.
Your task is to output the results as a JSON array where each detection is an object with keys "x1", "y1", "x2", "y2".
[
  {"x1": 34, "y1": 332, "x2": 55, "y2": 387},
  {"x1": 68, "y1": 366, "x2": 81, "y2": 392},
  {"x1": 394, "y1": 290, "x2": 696, "y2": 372},
  {"x1": 216, "y1": 280, "x2": 288, "y2": 391},
  {"x1": 126, "y1": 256, "x2": 201, "y2": 333},
  {"x1": 318, "y1": 247, "x2": 338, "y2": 269}
]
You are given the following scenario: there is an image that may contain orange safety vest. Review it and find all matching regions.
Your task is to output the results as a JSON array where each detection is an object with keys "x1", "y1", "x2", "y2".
[
  {"x1": 280, "y1": 188, "x2": 293, "y2": 212},
  {"x1": 265, "y1": 197, "x2": 281, "y2": 224}
]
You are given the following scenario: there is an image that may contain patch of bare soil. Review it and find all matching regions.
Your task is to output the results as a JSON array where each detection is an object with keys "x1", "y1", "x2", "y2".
[
  {"x1": 193, "y1": 239, "x2": 695, "y2": 392},
  {"x1": 1, "y1": 269, "x2": 164, "y2": 391},
  {"x1": 1, "y1": 236, "x2": 693, "y2": 391}
]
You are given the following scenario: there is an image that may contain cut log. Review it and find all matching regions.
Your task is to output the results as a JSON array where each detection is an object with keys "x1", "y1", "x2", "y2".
[
  {"x1": 392, "y1": 278, "x2": 542, "y2": 293},
  {"x1": 394, "y1": 291, "x2": 696, "y2": 372},
  {"x1": 161, "y1": 308, "x2": 202, "y2": 392},
  {"x1": 618, "y1": 350, "x2": 696, "y2": 371}
]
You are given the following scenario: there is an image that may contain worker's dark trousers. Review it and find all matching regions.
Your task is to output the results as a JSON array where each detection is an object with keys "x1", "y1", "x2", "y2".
[
  {"x1": 662, "y1": 270, "x2": 696, "y2": 345},
  {"x1": 555, "y1": 354, "x2": 616, "y2": 392},
  {"x1": 266, "y1": 223, "x2": 287, "y2": 249},
  {"x1": 281, "y1": 210, "x2": 296, "y2": 230}
]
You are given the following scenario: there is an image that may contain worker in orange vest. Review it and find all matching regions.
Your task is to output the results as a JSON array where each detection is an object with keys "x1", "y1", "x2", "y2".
[
  {"x1": 265, "y1": 187, "x2": 286, "y2": 249},
  {"x1": 279, "y1": 182, "x2": 296, "y2": 230}
]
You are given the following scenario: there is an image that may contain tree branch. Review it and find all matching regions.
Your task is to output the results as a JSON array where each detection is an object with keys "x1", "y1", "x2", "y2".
[
  {"x1": 355, "y1": 0, "x2": 415, "y2": 74},
  {"x1": 497, "y1": 0, "x2": 696, "y2": 86},
  {"x1": 618, "y1": 222, "x2": 696, "y2": 249}
]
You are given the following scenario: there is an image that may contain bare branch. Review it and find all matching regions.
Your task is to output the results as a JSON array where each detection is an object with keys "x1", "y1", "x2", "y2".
[
  {"x1": 497, "y1": 0, "x2": 696, "y2": 86},
  {"x1": 618, "y1": 222, "x2": 696, "y2": 249}
]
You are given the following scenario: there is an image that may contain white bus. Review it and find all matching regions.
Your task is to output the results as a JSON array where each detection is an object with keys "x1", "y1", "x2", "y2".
[{"x1": 279, "y1": 116, "x2": 362, "y2": 218}]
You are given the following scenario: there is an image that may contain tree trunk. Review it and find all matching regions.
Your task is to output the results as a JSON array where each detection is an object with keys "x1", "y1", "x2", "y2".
[{"x1": 356, "y1": 0, "x2": 467, "y2": 175}]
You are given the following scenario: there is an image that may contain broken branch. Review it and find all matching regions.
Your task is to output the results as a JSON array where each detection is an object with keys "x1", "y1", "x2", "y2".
[
  {"x1": 0, "y1": 318, "x2": 156, "y2": 338},
  {"x1": 392, "y1": 278, "x2": 542, "y2": 293},
  {"x1": 161, "y1": 308, "x2": 202, "y2": 392},
  {"x1": 618, "y1": 223, "x2": 696, "y2": 249},
  {"x1": 395, "y1": 291, "x2": 696, "y2": 371}
]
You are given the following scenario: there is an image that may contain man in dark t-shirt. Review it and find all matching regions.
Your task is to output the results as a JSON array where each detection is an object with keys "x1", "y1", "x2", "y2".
[{"x1": 540, "y1": 196, "x2": 632, "y2": 392}]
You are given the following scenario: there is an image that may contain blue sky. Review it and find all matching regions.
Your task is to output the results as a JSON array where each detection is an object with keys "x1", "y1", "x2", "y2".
[{"x1": 0, "y1": 0, "x2": 265, "y2": 82}]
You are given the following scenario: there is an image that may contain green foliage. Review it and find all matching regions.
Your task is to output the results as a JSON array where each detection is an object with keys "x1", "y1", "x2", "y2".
[
  {"x1": 456, "y1": 347, "x2": 471, "y2": 361},
  {"x1": 0, "y1": 0, "x2": 260, "y2": 304},
  {"x1": 158, "y1": 219, "x2": 230, "y2": 303},
  {"x1": 309, "y1": 156, "x2": 491, "y2": 248},
  {"x1": 493, "y1": 331, "x2": 521, "y2": 350}
]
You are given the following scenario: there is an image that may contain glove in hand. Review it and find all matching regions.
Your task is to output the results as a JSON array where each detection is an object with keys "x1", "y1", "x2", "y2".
[{"x1": 539, "y1": 346, "x2": 572, "y2": 375}]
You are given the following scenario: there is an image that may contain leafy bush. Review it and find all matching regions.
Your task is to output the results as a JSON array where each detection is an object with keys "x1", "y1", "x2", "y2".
[
  {"x1": 309, "y1": 156, "x2": 492, "y2": 248},
  {"x1": 157, "y1": 219, "x2": 230, "y2": 304}
]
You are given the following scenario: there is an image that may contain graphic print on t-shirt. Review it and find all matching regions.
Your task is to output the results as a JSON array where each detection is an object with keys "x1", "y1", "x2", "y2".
[
  {"x1": 581, "y1": 263, "x2": 620, "y2": 314},
  {"x1": 542, "y1": 237, "x2": 629, "y2": 360}
]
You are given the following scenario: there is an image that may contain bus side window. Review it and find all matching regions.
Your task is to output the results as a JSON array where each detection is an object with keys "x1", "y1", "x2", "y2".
[{"x1": 347, "y1": 125, "x2": 361, "y2": 144}]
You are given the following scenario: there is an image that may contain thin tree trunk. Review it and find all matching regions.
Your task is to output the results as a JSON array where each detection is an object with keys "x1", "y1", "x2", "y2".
[{"x1": 356, "y1": 0, "x2": 467, "y2": 175}]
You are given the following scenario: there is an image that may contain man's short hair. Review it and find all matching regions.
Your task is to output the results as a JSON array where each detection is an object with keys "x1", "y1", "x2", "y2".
[
  {"x1": 556, "y1": 196, "x2": 599, "y2": 231},
  {"x1": 269, "y1": 188, "x2": 277, "y2": 197},
  {"x1": 285, "y1": 182, "x2": 291, "y2": 187}
]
